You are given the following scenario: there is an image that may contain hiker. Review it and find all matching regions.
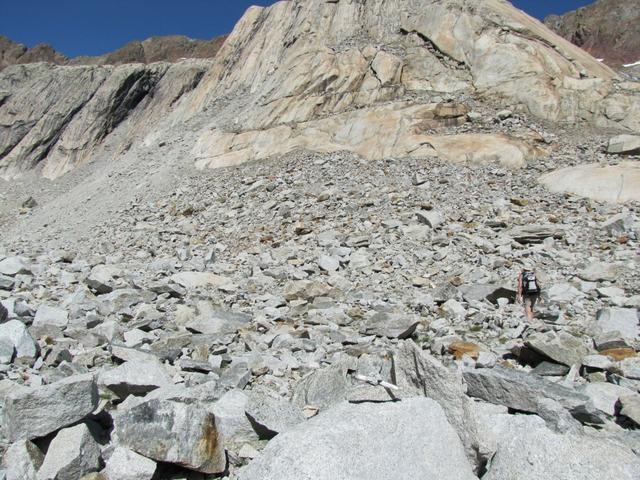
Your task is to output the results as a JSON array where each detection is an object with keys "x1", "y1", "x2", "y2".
[{"x1": 517, "y1": 263, "x2": 541, "y2": 322}]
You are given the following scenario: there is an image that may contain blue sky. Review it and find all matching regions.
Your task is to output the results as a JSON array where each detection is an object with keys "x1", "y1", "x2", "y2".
[{"x1": 1, "y1": 0, "x2": 594, "y2": 58}]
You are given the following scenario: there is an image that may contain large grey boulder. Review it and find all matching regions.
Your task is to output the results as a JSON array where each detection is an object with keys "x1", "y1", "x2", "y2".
[
  {"x1": 2, "y1": 440, "x2": 43, "y2": 480},
  {"x1": 0, "y1": 320, "x2": 38, "y2": 362},
  {"x1": 463, "y1": 366, "x2": 598, "y2": 422},
  {"x1": 525, "y1": 331, "x2": 590, "y2": 367},
  {"x1": 3, "y1": 373, "x2": 99, "y2": 441},
  {"x1": 98, "y1": 360, "x2": 172, "y2": 398},
  {"x1": 103, "y1": 447, "x2": 156, "y2": 480},
  {"x1": 392, "y1": 340, "x2": 494, "y2": 472},
  {"x1": 237, "y1": 398, "x2": 477, "y2": 480},
  {"x1": 114, "y1": 399, "x2": 226, "y2": 474},
  {"x1": 483, "y1": 414, "x2": 640, "y2": 480},
  {"x1": 36, "y1": 423, "x2": 101, "y2": 480},
  {"x1": 596, "y1": 308, "x2": 639, "y2": 340},
  {"x1": 245, "y1": 390, "x2": 306, "y2": 439}
]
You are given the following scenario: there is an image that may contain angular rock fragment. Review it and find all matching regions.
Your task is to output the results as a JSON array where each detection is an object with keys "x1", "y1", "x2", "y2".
[
  {"x1": 596, "y1": 308, "x2": 639, "y2": 340},
  {"x1": 186, "y1": 309, "x2": 252, "y2": 336},
  {"x1": 602, "y1": 212, "x2": 635, "y2": 235},
  {"x1": 392, "y1": 341, "x2": 493, "y2": 473},
  {"x1": 37, "y1": 423, "x2": 101, "y2": 480},
  {"x1": 169, "y1": 272, "x2": 228, "y2": 289},
  {"x1": 2, "y1": 439, "x2": 43, "y2": 480},
  {"x1": 219, "y1": 361, "x2": 251, "y2": 390},
  {"x1": 103, "y1": 447, "x2": 157, "y2": 480},
  {"x1": 619, "y1": 394, "x2": 640, "y2": 426},
  {"x1": 0, "y1": 257, "x2": 31, "y2": 276},
  {"x1": 210, "y1": 390, "x2": 258, "y2": 444},
  {"x1": 463, "y1": 366, "x2": 598, "y2": 422},
  {"x1": 509, "y1": 224, "x2": 564, "y2": 244},
  {"x1": 245, "y1": 390, "x2": 305, "y2": 439},
  {"x1": 416, "y1": 210, "x2": 443, "y2": 229},
  {"x1": 607, "y1": 134, "x2": 640, "y2": 154},
  {"x1": 292, "y1": 361, "x2": 349, "y2": 412},
  {"x1": 579, "y1": 382, "x2": 635, "y2": 416},
  {"x1": 283, "y1": 280, "x2": 335, "y2": 301},
  {"x1": 578, "y1": 261, "x2": 620, "y2": 282},
  {"x1": 33, "y1": 305, "x2": 69, "y2": 328},
  {"x1": 483, "y1": 414, "x2": 640, "y2": 480},
  {"x1": 531, "y1": 361, "x2": 570, "y2": 377},
  {"x1": 317, "y1": 255, "x2": 340, "y2": 272},
  {"x1": 237, "y1": 398, "x2": 477, "y2": 480},
  {"x1": 98, "y1": 360, "x2": 172, "y2": 398},
  {"x1": 85, "y1": 265, "x2": 123, "y2": 294},
  {"x1": 361, "y1": 311, "x2": 419, "y2": 339},
  {"x1": 114, "y1": 399, "x2": 226, "y2": 474},
  {"x1": 0, "y1": 274, "x2": 15, "y2": 290},
  {"x1": 4, "y1": 373, "x2": 99, "y2": 441},
  {"x1": 546, "y1": 283, "x2": 582, "y2": 303},
  {"x1": 536, "y1": 398, "x2": 583, "y2": 435},
  {"x1": 0, "y1": 320, "x2": 38, "y2": 362},
  {"x1": 525, "y1": 331, "x2": 590, "y2": 367},
  {"x1": 459, "y1": 284, "x2": 515, "y2": 304}
]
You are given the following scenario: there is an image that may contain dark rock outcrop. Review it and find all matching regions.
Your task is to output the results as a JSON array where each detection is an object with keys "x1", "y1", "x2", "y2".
[{"x1": 544, "y1": 0, "x2": 640, "y2": 67}]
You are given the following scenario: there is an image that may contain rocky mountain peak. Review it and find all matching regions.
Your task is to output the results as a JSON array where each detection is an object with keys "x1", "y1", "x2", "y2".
[
  {"x1": 0, "y1": 33, "x2": 227, "y2": 71},
  {"x1": 544, "y1": 0, "x2": 640, "y2": 67}
]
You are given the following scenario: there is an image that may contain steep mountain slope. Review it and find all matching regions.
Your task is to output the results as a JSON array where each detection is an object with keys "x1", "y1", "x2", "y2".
[
  {"x1": 1, "y1": 0, "x2": 638, "y2": 184},
  {"x1": 0, "y1": 2, "x2": 639, "y2": 479},
  {"x1": 544, "y1": 0, "x2": 640, "y2": 67}
]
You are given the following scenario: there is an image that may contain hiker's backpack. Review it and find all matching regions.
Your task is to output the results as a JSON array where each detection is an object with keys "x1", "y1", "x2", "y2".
[{"x1": 522, "y1": 271, "x2": 540, "y2": 294}]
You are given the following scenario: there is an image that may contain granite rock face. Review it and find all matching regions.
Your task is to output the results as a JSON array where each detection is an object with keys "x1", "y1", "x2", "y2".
[
  {"x1": 237, "y1": 398, "x2": 477, "y2": 480},
  {"x1": 484, "y1": 413, "x2": 640, "y2": 480},
  {"x1": 2, "y1": 0, "x2": 639, "y2": 182}
]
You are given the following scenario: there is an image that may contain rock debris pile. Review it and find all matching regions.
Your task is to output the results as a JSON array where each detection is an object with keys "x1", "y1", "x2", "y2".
[
  {"x1": 1, "y1": 139, "x2": 640, "y2": 478},
  {"x1": 0, "y1": 0, "x2": 639, "y2": 478}
]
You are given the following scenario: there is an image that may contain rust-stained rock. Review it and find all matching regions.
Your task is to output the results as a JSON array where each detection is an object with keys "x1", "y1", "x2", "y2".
[
  {"x1": 449, "y1": 342, "x2": 481, "y2": 360},
  {"x1": 600, "y1": 347, "x2": 637, "y2": 361},
  {"x1": 114, "y1": 399, "x2": 226, "y2": 474}
]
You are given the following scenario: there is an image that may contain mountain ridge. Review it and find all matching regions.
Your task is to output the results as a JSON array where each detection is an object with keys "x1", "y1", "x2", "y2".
[
  {"x1": 544, "y1": 0, "x2": 640, "y2": 67},
  {"x1": 0, "y1": 34, "x2": 227, "y2": 70}
]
